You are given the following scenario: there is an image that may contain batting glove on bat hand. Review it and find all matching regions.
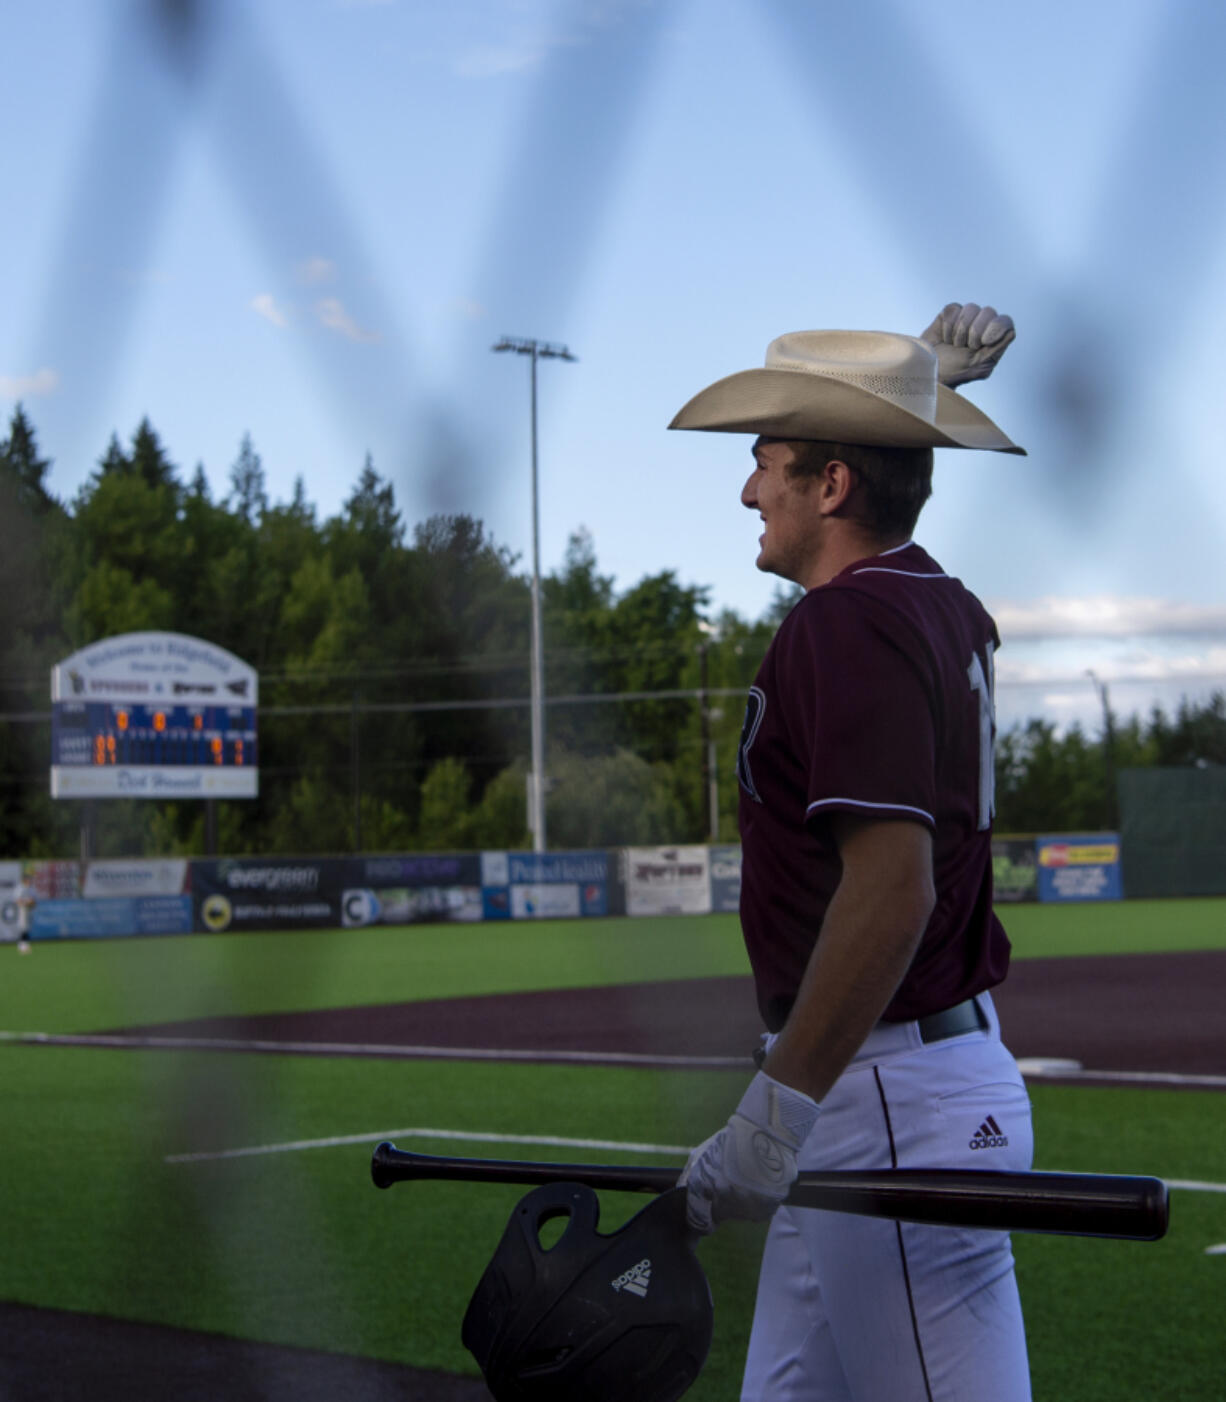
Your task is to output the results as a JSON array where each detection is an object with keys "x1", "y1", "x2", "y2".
[
  {"x1": 678, "y1": 1071, "x2": 821, "y2": 1235},
  {"x1": 920, "y1": 302, "x2": 1015, "y2": 388}
]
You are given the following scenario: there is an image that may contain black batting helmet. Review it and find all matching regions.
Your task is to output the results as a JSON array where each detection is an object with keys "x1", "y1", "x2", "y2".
[{"x1": 462, "y1": 1183, "x2": 713, "y2": 1402}]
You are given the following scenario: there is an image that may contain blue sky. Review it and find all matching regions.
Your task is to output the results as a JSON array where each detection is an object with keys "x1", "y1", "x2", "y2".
[{"x1": 3, "y1": 0, "x2": 1225, "y2": 734}]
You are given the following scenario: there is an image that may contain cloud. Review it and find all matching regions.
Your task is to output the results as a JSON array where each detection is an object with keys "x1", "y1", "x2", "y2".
[
  {"x1": 251, "y1": 294, "x2": 290, "y2": 328},
  {"x1": 455, "y1": 41, "x2": 556, "y2": 78},
  {"x1": 296, "y1": 256, "x2": 337, "y2": 286},
  {"x1": 990, "y1": 595, "x2": 1226, "y2": 639},
  {"x1": 453, "y1": 0, "x2": 648, "y2": 77},
  {"x1": 995, "y1": 645, "x2": 1226, "y2": 689},
  {"x1": 0, "y1": 368, "x2": 60, "y2": 400},
  {"x1": 315, "y1": 297, "x2": 381, "y2": 343}
]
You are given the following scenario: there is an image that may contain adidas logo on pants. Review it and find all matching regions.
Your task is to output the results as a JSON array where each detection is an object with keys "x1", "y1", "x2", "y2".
[{"x1": 969, "y1": 1115, "x2": 1009, "y2": 1150}]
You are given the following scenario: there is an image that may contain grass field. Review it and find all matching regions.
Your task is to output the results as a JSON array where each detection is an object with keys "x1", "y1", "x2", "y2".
[{"x1": 2, "y1": 897, "x2": 1224, "y2": 1399}]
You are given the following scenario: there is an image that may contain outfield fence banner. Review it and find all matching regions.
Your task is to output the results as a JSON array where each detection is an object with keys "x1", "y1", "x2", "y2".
[
  {"x1": 0, "y1": 860, "x2": 21, "y2": 941},
  {"x1": 26, "y1": 859, "x2": 82, "y2": 899},
  {"x1": 29, "y1": 895, "x2": 194, "y2": 939},
  {"x1": 339, "y1": 853, "x2": 484, "y2": 928},
  {"x1": 991, "y1": 838, "x2": 1039, "y2": 903},
  {"x1": 624, "y1": 845, "x2": 712, "y2": 917},
  {"x1": 479, "y1": 849, "x2": 610, "y2": 921},
  {"x1": 709, "y1": 844, "x2": 742, "y2": 913},
  {"x1": 1036, "y1": 833, "x2": 1123, "y2": 902},
  {"x1": 82, "y1": 859, "x2": 190, "y2": 899},
  {"x1": 191, "y1": 857, "x2": 343, "y2": 932}
]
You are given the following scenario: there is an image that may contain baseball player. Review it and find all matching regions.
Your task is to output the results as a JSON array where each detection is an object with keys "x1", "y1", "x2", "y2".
[
  {"x1": 14, "y1": 875, "x2": 34, "y2": 953},
  {"x1": 671, "y1": 305, "x2": 1033, "y2": 1401}
]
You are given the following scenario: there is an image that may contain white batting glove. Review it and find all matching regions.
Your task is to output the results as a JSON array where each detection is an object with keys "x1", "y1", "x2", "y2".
[
  {"x1": 678, "y1": 1071, "x2": 821, "y2": 1235},
  {"x1": 920, "y1": 302, "x2": 1016, "y2": 388}
]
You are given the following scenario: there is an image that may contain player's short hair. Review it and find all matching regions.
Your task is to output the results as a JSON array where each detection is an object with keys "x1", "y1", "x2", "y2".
[{"x1": 786, "y1": 440, "x2": 933, "y2": 538}]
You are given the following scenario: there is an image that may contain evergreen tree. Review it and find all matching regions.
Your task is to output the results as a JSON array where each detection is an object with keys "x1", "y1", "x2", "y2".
[
  {"x1": 227, "y1": 432, "x2": 267, "y2": 524},
  {"x1": 0, "y1": 404, "x2": 55, "y2": 512},
  {"x1": 96, "y1": 433, "x2": 128, "y2": 478},
  {"x1": 128, "y1": 417, "x2": 179, "y2": 491}
]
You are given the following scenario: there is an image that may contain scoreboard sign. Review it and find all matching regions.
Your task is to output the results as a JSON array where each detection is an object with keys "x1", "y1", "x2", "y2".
[{"x1": 51, "y1": 632, "x2": 258, "y2": 799}]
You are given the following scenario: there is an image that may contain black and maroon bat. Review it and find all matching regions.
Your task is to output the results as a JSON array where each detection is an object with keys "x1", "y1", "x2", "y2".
[{"x1": 370, "y1": 1142, "x2": 1168, "y2": 1241}]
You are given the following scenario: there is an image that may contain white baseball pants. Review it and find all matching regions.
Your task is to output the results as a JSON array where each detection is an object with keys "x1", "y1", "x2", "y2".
[{"x1": 741, "y1": 993, "x2": 1033, "y2": 1402}]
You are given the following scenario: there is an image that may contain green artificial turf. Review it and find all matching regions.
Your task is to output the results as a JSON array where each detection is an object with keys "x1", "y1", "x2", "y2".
[
  {"x1": 4, "y1": 897, "x2": 1223, "y2": 1040},
  {"x1": 1003, "y1": 896, "x2": 1226, "y2": 959},
  {"x1": 0, "y1": 915, "x2": 751, "y2": 1033},
  {"x1": 1020, "y1": 1083, "x2": 1226, "y2": 1401},
  {"x1": 1, "y1": 900, "x2": 1223, "y2": 1398},
  {"x1": 2, "y1": 1044, "x2": 1223, "y2": 1400}
]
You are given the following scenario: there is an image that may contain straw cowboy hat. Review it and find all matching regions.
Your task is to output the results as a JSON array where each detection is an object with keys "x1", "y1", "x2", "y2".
[{"x1": 669, "y1": 329, "x2": 1025, "y2": 454}]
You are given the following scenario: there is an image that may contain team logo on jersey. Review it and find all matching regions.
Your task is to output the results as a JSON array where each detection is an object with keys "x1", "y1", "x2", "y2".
[
  {"x1": 736, "y1": 687, "x2": 766, "y2": 803},
  {"x1": 969, "y1": 1115, "x2": 1009, "y2": 1150}
]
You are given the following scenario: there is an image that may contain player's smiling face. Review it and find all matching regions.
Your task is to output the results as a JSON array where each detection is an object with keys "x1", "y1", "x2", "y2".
[{"x1": 741, "y1": 438, "x2": 823, "y2": 585}]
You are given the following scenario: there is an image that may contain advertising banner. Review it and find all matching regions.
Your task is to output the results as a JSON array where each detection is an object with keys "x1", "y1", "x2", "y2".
[
  {"x1": 624, "y1": 846, "x2": 712, "y2": 917},
  {"x1": 25, "y1": 859, "x2": 81, "y2": 899},
  {"x1": 991, "y1": 838, "x2": 1039, "y2": 903},
  {"x1": 82, "y1": 859, "x2": 190, "y2": 899},
  {"x1": 709, "y1": 844, "x2": 742, "y2": 914},
  {"x1": 338, "y1": 853, "x2": 484, "y2": 928},
  {"x1": 480, "y1": 850, "x2": 609, "y2": 921},
  {"x1": 191, "y1": 857, "x2": 342, "y2": 932},
  {"x1": 1036, "y1": 834, "x2": 1123, "y2": 903},
  {"x1": 29, "y1": 896, "x2": 193, "y2": 939},
  {"x1": 0, "y1": 861, "x2": 21, "y2": 942}
]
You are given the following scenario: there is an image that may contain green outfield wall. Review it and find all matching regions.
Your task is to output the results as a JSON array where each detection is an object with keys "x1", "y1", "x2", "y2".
[{"x1": 1118, "y1": 766, "x2": 1226, "y2": 898}]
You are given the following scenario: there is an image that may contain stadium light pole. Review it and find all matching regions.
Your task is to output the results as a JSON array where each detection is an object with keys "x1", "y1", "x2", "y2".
[
  {"x1": 492, "y1": 336, "x2": 578, "y2": 852},
  {"x1": 1086, "y1": 669, "x2": 1118, "y2": 830}
]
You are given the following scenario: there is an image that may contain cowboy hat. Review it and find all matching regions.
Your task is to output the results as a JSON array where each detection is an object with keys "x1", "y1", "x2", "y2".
[{"x1": 668, "y1": 329, "x2": 1025, "y2": 454}]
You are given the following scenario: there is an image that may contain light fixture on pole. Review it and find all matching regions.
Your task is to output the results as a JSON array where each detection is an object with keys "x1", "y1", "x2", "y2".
[{"x1": 492, "y1": 336, "x2": 577, "y2": 853}]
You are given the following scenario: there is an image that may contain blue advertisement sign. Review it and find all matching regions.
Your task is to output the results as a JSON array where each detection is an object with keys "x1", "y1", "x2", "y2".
[
  {"x1": 479, "y1": 850, "x2": 609, "y2": 921},
  {"x1": 1036, "y1": 833, "x2": 1123, "y2": 902},
  {"x1": 30, "y1": 895, "x2": 193, "y2": 939}
]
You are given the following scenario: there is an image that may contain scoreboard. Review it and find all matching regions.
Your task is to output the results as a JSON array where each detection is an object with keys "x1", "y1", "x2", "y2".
[
  {"x1": 54, "y1": 703, "x2": 257, "y2": 767},
  {"x1": 50, "y1": 632, "x2": 259, "y2": 800}
]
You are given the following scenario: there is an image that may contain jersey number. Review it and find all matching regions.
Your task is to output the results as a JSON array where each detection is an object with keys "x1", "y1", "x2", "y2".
[{"x1": 967, "y1": 647, "x2": 996, "y2": 831}]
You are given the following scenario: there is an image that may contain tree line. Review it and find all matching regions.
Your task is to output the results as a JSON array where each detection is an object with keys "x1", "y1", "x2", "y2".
[{"x1": 1, "y1": 405, "x2": 1222, "y2": 857}]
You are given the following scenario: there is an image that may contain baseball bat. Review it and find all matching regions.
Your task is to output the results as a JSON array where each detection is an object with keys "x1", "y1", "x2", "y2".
[{"x1": 370, "y1": 1142, "x2": 1168, "y2": 1241}]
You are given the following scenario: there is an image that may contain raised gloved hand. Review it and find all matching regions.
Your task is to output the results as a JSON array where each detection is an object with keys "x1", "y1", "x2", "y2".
[
  {"x1": 920, "y1": 302, "x2": 1015, "y2": 388},
  {"x1": 678, "y1": 1070, "x2": 821, "y2": 1235}
]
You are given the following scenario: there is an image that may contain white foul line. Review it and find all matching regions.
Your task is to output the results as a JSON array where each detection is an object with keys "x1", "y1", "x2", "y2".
[
  {"x1": 1019, "y1": 1065, "x2": 1226, "y2": 1090},
  {"x1": 5, "y1": 1030, "x2": 1224, "y2": 1087},
  {"x1": 0, "y1": 1030, "x2": 746, "y2": 1069},
  {"x1": 166, "y1": 1126, "x2": 693, "y2": 1165}
]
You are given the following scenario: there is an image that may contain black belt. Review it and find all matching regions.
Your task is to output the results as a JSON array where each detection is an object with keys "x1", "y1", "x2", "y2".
[
  {"x1": 915, "y1": 997, "x2": 987, "y2": 1043},
  {"x1": 752, "y1": 996, "x2": 987, "y2": 1066}
]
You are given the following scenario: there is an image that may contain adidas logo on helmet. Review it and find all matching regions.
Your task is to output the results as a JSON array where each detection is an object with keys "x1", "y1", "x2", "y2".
[{"x1": 611, "y1": 1257, "x2": 652, "y2": 1298}]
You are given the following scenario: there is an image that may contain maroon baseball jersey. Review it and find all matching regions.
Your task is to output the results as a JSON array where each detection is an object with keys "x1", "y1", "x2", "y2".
[{"x1": 737, "y1": 541, "x2": 1010, "y2": 1031}]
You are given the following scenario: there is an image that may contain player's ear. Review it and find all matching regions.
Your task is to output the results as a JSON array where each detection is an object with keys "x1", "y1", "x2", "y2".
[{"x1": 817, "y1": 459, "x2": 856, "y2": 516}]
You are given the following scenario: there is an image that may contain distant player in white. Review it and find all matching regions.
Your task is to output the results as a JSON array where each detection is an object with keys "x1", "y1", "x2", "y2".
[
  {"x1": 15, "y1": 876, "x2": 34, "y2": 953},
  {"x1": 671, "y1": 306, "x2": 1033, "y2": 1400}
]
